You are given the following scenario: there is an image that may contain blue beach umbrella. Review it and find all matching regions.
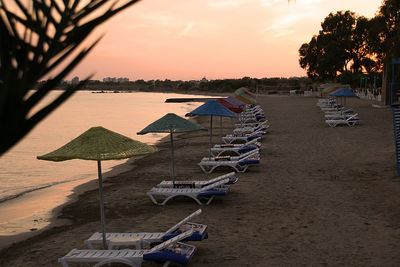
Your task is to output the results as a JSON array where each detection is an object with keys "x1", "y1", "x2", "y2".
[
  {"x1": 137, "y1": 113, "x2": 206, "y2": 184},
  {"x1": 186, "y1": 100, "x2": 238, "y2": 158},
  {"x1": 329, "y1": 88, "x2": 360, "y2": 106}
]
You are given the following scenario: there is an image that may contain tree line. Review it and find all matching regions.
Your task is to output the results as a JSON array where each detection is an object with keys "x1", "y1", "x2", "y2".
[
  {"x1": 298, "y1": 0, "x2": 399, "y2": 93},
  {"x1": 74, "y1": 76, "x2": 313, "y2": 94}
]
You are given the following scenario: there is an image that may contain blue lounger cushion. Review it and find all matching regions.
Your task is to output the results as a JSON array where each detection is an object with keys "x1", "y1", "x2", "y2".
[
  {"x1": 238, "y1": 146, "x2": 257, "y2": 153},
  {"x1": 198, "y1": 189, "x2": 229, "y2": 197},
  {"x1": 227, "y1": 176, "x2": 239, "y2": 184},
  {"x1": 238, "y1": 159, "x2": 260, "y2": 166},
  {"x1": 247, "y1": 134, "x2": 262, "y2": 141},
  {"x1": 144, "y1": 242, "x2": 197, "y2": 265},
  {"x1": 162, "y1": 223, "x2": 208, "y2": 241}
]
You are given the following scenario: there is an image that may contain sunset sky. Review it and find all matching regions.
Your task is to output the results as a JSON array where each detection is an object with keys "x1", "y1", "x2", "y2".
[{"x1": 68, "y1": 0, "x2": 382, "y2": 81}]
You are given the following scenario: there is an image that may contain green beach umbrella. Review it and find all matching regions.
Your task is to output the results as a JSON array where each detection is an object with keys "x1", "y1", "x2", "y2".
[
  {"x1": 235, "y1": 93, "x2": 256, "y2": 104},
  {"x1": 234, "y1": 87, "x2": 256, "y2": 98},
  {"x1": 37, "y1": 126, "x2": 157, "y2": 249},
  {"x1": 137, "y1": 113, "x2": 206, "y2": 184}
]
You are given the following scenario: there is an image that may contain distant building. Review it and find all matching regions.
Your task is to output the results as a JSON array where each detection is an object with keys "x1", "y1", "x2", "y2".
[
  {"x1": 103, "y1": 77, "x2": 129, "y2": 83},
  {"x1": 71, "y1": 76, "x2": 79, "y2": 85},
  {"x1": 118, "y1": 77, "x2": 129, "y2": 83}
]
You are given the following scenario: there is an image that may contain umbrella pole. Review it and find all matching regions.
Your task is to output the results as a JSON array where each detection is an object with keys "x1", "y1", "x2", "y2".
[
  {"x1": 220, "y1": 116, "x2": 222, "y2": 138},
  {"x1": 97, "y1": 160, "x2": 107, "y2": 249},
  {"x1": 209, "y1": 115, "x2": 213, "y2": 159},
  {"x1": 170, "y1": 131, "x2": 175, "y2": 185}
]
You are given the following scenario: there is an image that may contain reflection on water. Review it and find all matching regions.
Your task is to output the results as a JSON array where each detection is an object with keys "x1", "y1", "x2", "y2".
[{"x1": 0, "y1": 91, "x2": 215, "y2": 236}]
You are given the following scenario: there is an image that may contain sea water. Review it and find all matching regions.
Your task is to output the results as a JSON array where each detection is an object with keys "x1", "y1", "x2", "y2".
[{"x1": 0, "y1": 90, "x2": 213, "y2": 236}]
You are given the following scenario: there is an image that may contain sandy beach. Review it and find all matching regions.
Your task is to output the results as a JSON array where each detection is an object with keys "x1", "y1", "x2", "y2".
[{"x1": 1, "y1": 94, "x2": 400, "y2": 266}]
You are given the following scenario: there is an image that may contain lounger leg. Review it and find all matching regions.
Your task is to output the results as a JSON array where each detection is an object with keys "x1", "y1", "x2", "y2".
[
  {"x1": 208, "y1": 165, "x2": 218, "y2": 174},
  {"x1": 85, "y1": 240, "x2": 94, "y2": 249},
  {"x1": 59, "y1": 259, "x2": 70, "y2": 267},
  {"x1": 199, "y1": 164, "x2": 214, "y2": 174},
  {"x1": 204, "y1": 195, "x2": 216, "y2": 205},
  {"x1": 147, "y1": 192, "x2": 167, "y2": 205},
  {"x1": 160, "y1": 195, "x2": 176, "y2": 205},
  {"x1": 234, "y1": 165, "x2": 248, "y2": 173}
]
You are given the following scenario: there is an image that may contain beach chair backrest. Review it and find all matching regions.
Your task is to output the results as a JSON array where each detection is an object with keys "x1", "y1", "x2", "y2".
[
  {"x1": 239, "y1": 148, "x2": 259, "y2": 159},
  {"x1": 239, "y1": 149, "x2": 260, "y2": 161},
  {"x1": 244, "y1": 138, "x2": 258, "y2": 146},
  {"x1": 199, "y1": 178, "x2": 230, "y2": 192},
  {"x1": 347, "y1": 113, "x2": 359, "y2": 120},
  {"x1": 149, "y1": 229, "x2": 194, "y2": 253},
  {"x1": 206, "y1": 172, "x2": 235, "y2": 185},
  {"x1": 165, "y1": 209, "x2": 202, "y2": 234}
]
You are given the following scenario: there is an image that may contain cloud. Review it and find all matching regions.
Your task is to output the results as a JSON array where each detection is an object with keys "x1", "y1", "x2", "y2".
[
  {"x1": 263, "y1": 13, "x2": 300, "y2": 33},
  {"x1": 260, "y1": 0, "x2": 281, "y2": 7},
  {"x1": 178, "y1": 22, "x2": 195, "y2": 36},
  {"x1": 260, "y1": 0, "x2": 324, "y2": 40},
  {"x1": 208, "y1": 0, "x2": 248, "y2": 8}
]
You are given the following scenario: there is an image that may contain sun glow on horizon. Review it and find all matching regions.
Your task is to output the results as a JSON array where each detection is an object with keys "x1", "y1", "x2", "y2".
[{"x1": 66, "y1": 0, "x2": 382, "y2": 81}]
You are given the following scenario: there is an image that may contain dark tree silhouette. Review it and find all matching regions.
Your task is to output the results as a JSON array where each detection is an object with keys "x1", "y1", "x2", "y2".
[{"x1": 0, "y1": 0, "x2": 140, "y2": 156}]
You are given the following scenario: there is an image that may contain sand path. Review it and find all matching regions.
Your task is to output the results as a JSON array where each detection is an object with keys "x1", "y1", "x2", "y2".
[{"x1": 1, "y1": 95, "x2": 400, "y2": 266}]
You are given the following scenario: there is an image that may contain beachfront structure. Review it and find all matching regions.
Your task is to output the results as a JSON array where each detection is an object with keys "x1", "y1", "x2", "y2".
[
  {"x1": 71, "y1": 76, "x2": 79, "y2": 85},
  {"x1": 103, "y1": 77, "x2": 129, "y2": 83},
  {"x1": 391, "y1": 58, "x2": 400, "y2": 177}
]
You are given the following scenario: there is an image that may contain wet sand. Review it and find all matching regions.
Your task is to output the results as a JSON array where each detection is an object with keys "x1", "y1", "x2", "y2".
[{"x1": 1, "y1": 95, "x2": 400, "y2": 266}]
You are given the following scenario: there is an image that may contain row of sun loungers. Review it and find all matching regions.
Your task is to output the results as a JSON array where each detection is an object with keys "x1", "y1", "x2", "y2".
[
  {"x1": 147, "y1": 178, "x2": 231, "y2": 205},
  {"x1": 146, "y1": 104, "x2": 267, "y2": 209},
  {"x1": 198, "y1": 148, "x2": 260, "y2": 173},
  {"x1": 85, "y1": 209, "x2": 206, "y2": 249},
  {"x1": 60, "y1": 231, "x2": 196, "y2": 267},
  {"x1": 58, "y1": 101, "x2": 267, "y2": 266},
  {"x1": 60, "y1": 209, "x2": 206, "y2": 266},
  {"x1": 198, "y1": 105, "x2": 267, "y2": 174},
  {"x1": 211, "y1": 138, "x2": 261, "y2": 157},
  {"x1": 317, "y1": 98, "x2": 360, "y2": 127}
]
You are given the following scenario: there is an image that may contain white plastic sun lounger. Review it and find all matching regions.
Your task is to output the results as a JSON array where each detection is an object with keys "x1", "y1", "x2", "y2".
[
  {"x1": 211, "y1": 138, "x2": 261, "y2": 156},
  {"x1": 198, "y1": 149, "x2": 260, "y2": 173},
  {"x1": 233, "y1": 124, "x2": 269, "y2": 135},
  {"x1": 157, "y1": 172, "x2": 238, "y2": 188},
  {"x1": 234, "y1": 120, "x2": 268, "y2": 128},
  {"x1": 222, "y1": 130, "x2": 265, "y2": 144},
  {"x1": 59, "y1": 230, "x2": 196, "y2": 267},
  {"x1": 85, "y1": 209, "x2": 206, "y2": 249},
  {"x1": 324, "y1": 112, "x2": 355, "y2": 120},
  {"x1": 325, "y1": 113, "x2": 359, "y2": 127},
  {"x1": 239, "y1": 114, "x2": 265, "y2": 123},
  {"x1": 321, "y1": 105, "x2": 342, "y2": 112},
  {"x1": 147, "y1": 178, "x2": 230, "y2": 205},
  {"x1": 240, "y1": 110, "x2": 264, "y2": 117}
]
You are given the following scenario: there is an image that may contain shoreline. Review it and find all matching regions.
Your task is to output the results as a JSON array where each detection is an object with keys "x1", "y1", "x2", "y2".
[
  {"x1": 0, "y1": 90, "x2": 227, "y2": 251},
  {"x1": 0, "y1": 136, "x2": 167, "y2": 251},
  {"x1": 3, "y1": 94, "x2": 400, "y2": 266}
]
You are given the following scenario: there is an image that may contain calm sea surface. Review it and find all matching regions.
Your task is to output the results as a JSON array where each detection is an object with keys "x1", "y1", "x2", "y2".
[{"x1": 0, "y1": 91, "x2": 213, "y2": 236}]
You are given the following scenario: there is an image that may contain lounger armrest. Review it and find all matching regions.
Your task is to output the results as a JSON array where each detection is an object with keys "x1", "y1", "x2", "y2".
[
  {"x1": 206, "y1": 172, "x2": 235, "y2": 184},
  {"x1": 199, "y1": 178, "x2": 230, "y2": 192},
  {"x1": 149, "y1": 230, "x2": 194, "y2": 253},
  {"x1": 165, "y1": 210, "x2": 202, "y2": 234},
  {"x1": 347, "y1": 113, "x2": 359, "y2": 120},
  {"x1": 238, "y1": 148, "x2": 260, "y2": 159}
]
